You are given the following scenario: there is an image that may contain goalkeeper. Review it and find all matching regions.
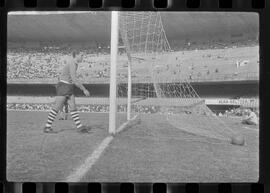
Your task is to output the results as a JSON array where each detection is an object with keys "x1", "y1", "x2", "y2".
[{"x1": 43, "y1": 51, "x2": 90, "y2": 133}]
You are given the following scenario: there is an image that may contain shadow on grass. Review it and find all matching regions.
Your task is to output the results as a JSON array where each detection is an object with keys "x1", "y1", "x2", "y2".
[{"x1": 57, "y1": 124, "x2": 106, "y2": 134}]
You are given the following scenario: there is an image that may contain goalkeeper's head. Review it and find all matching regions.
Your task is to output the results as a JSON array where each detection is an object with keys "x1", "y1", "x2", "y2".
[{"x1": 72, "y1": 50, "x2": 83, "y2": 63}]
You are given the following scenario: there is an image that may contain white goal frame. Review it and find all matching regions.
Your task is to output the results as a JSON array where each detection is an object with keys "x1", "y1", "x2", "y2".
[
  {"x1": 109, "y1": 11, "x2": 133, "y2": 134},
  {"x1": 109, "y1": 11, "x2": 119, "y2": 134}
]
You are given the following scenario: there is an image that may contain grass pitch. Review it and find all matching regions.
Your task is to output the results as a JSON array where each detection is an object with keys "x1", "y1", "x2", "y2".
[{"x1": 7, "y1": 111, "x2": 258, "y2": 182}]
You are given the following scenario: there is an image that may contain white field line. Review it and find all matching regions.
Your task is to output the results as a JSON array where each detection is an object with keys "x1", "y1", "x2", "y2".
[
  {"x1": 65, "y1": 135, "x2": 113, "y2": 182},
  {"x1": 7, "y1": 106, "x2": 135, "y2": 181},
  {"x1": 65, "y1": 116, "x2": 135, "y2": 182},
  {"x1": 116, "y1": 115, "x2": 138, "y2": 133}
]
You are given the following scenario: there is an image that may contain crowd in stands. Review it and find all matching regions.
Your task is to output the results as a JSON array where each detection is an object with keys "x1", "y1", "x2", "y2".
[
  {"x1": 170, "y1": 38, "x2": 258, "y2": 52},
  {"x1": 155, "y1": 43, "x2": 259, "y2": 82},
  {"x1": 7, "y1": 47, "x2": 108, "y2": 82},
  {"x1": 6, "y1": 103, "x2": 160, "y2": 114},
  {"x1": 8, "y1": 47, "x2": 63, "y2": 80},
  {"x1": 7, "y1": 103, "x2": 108, "y2": 112},
  {"x1": 7, "y1": 103, "x2": 259, "y2": 126},
  {"x1": 7, "y1": 102, "x2": 258, "y2": 119},
  {"x1": 7, "y1": 39, "x2": 259, "y2": 83}
]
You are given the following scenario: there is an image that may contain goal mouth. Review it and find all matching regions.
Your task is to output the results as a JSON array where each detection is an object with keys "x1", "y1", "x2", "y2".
[{"x1": 109, "y1": 11, "x2": 243, "y2": 144}]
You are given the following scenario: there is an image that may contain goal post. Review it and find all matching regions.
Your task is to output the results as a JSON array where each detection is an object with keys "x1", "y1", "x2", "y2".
[
  {"x1": 127, "y1": 55, "x2": 132, "y2": 121},
  {"x1": 109, "y1": 11, "x2": 136, "y2": 134},
  {"x1": 109, "y1": 11, "x2": 119, "y2": 134}
]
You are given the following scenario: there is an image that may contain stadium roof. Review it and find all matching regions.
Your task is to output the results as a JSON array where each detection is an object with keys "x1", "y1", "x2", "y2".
[{"x1": 8, "y1": 12, "x2": 258, "y2": 45}]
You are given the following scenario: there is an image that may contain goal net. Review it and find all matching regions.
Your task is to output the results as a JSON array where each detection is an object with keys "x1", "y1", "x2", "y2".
[{"x1": 115, "y1": 11, "x2": 238, "y2": 142}]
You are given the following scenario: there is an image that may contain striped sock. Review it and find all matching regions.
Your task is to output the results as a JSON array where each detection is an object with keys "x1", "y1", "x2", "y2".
[
  {"x1": 70, "y1": 110, "x2": 83, "y2": 129},
  {"x1": 45, "y1": 109, "x2": 58, "y2": 128}
]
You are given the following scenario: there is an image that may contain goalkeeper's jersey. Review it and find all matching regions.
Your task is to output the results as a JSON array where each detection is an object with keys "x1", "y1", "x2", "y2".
[{"x1": 59, "y1": 58, "x2": 78, "y2": 84}]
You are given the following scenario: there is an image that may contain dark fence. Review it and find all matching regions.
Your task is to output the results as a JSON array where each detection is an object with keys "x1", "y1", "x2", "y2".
[{"x1": 7, "y1": 81, "x2": 259, "y2": 98}]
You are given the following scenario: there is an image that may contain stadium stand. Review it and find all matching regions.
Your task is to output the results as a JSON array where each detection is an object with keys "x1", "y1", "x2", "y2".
[{"x1": 7, "y1": 42, "x2": 259, "y2": 83}]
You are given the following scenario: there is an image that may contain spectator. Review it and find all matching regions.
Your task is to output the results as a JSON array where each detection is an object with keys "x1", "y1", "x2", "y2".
[{"x1": 241, "y1": 108, "x2": 258, "y2": 125}]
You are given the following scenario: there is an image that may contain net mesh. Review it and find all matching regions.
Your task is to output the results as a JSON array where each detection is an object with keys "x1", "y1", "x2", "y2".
[{"x1": 117, "y1": 12, "x2": 238, "y2": 142}]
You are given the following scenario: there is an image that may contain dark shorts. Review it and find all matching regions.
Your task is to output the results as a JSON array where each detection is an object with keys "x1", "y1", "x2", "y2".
[{"x1": 56, "y1": 82, "x2": 75, "y2": 97}]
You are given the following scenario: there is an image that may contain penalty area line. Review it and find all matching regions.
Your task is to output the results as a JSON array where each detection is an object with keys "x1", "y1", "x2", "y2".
[
  {"x1": 65, "y1": 116, "x2": 137, "y2": 182},
  {"x1": 66, "y1": 135, "x2": 114, "y2": 182},
  {"x1": 116, "y1": 115, "x2": 138, "y2": 133}
]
